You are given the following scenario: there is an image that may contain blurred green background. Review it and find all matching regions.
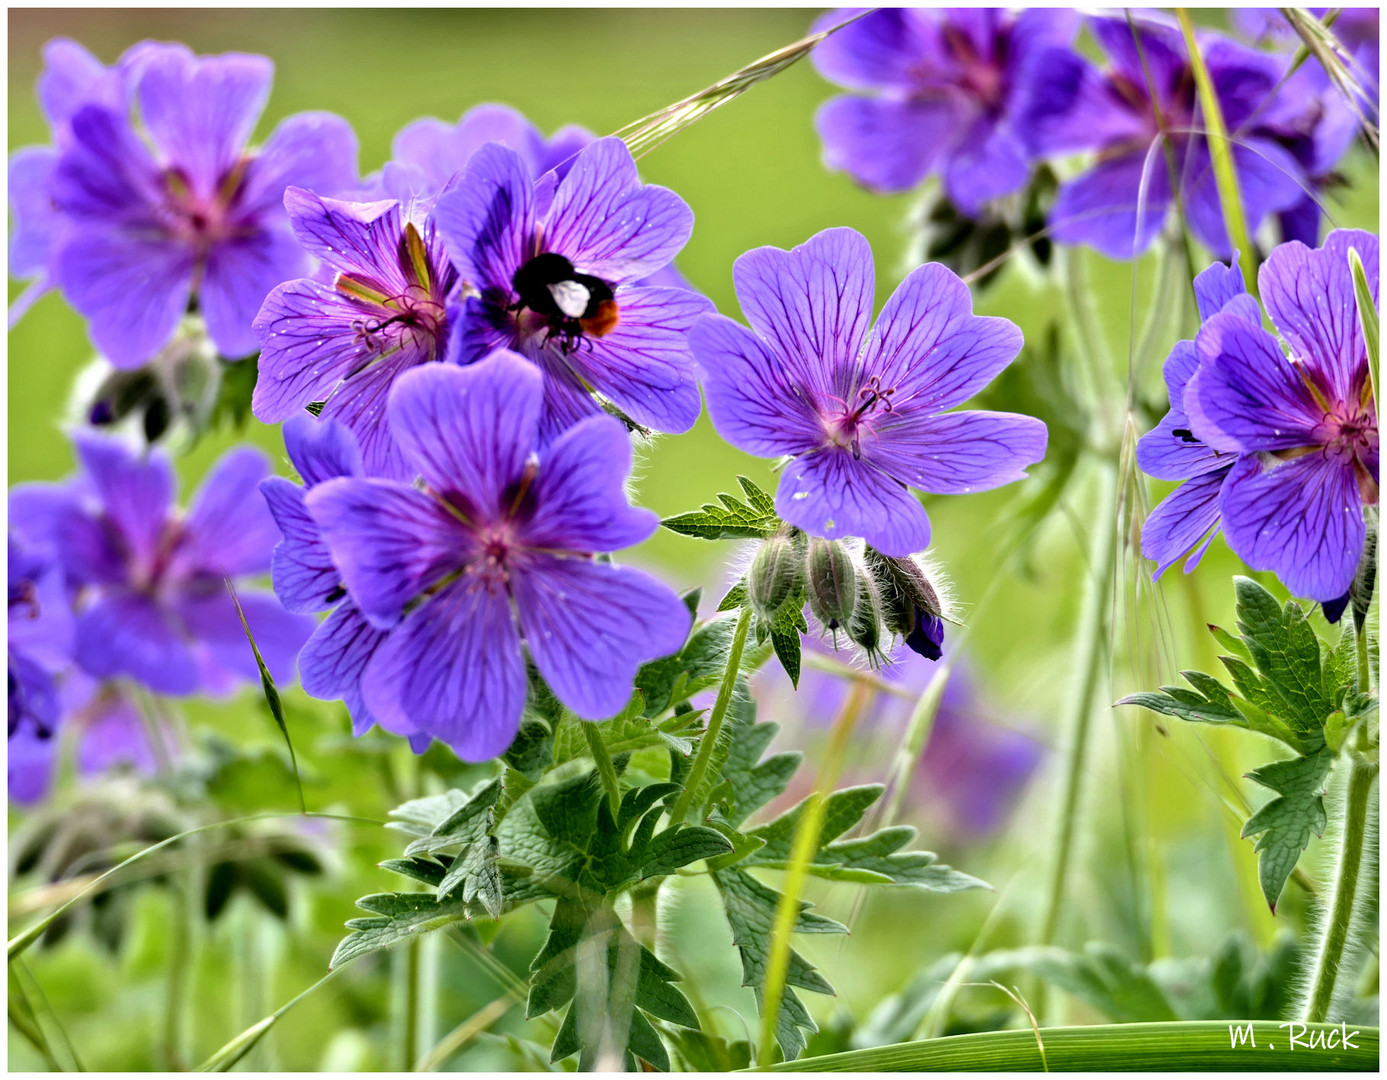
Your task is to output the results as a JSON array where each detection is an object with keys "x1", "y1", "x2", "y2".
[{"x1": 8, "y1": 7, "x2": 1380, "y2": 1072}]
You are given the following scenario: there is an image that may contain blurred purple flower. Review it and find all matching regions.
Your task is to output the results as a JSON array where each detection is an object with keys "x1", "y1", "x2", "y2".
[
  {"x1": 1024, "y1": 14, "x2": 1306, "y2": 259},
  {"x1": 1185, "y1": 229, "x2": 1378, "y2": 601},
  {"x1": 1235, "y1": 8, "x2": 1379, "y2": 109},
  {"x1": 38, "y1": 41, "x2": 357, "y2": 366},
  {"x1": 305, "y1": 349, "x2": 691, "y2": 760},
  {"x1": 757, "y1": 640, "x2": 1043, "y2": 841},
  {"x1": 811, "y1": 8, "x2": 1078, "y2": 216},
  {"x1": 10, "y1": 433, "x2": 314, "y2": 697},
  {"x1": 260, "y1": 412, "x2": 395, "y2": 745},
  {"x1": 1136, "y1": 253, "x2": 1260, "y2": 579},
  {"x1": 691, "y1": 227, "x2": 1046, "y2": 557},
  {"x1": 252, "y1": 190, "x2": 458, "y2": 478},
  {"x1": 435, "y1": 138, "x2": 710, "y2": 443}
]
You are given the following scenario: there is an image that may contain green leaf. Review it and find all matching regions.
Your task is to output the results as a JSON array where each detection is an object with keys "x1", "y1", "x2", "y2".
[
  {"x1": 741, "y1": 785, "x2": 988, "y2": 891},
  {"x1": 712, "y1": 867, "x2": 845, "y2": 1062},
  {"x1": 401, "y1": 778, "x2": 504, "y2": 917},
  {"x1": 550, "y1": 693, "x2": 687, "y2": 763},
  {"x1": 528, "y1": 900, "x2": 698, "y2": 1070},
  {"x1": 1234, "y1": 577, "x2": 1333, "y2": 733},
  {"x1": 660, "y1": 475, "x2": 781, "y2": 540},
  {"x1": 976, "y1": 943, "x2": 1178, "y2": 1024},
  {"x1": 1240, "y1": 747, "x2": 1334, "y2": 910},
  {"x1": 767, "y1": 596, "x2": 807, "y2": 688},
  {"x1": 637, "y1": 610, "x2": 752, "y2": 714},
  {"x1": 665, "y1": 1027, "x2": 752, "y2": 1071},
  {"x1": 717, "y1": 710, "x2": 801, "y2": 830}
]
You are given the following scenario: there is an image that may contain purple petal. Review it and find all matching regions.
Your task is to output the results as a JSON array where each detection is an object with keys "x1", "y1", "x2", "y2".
[
  {"x1": 1259, "y1": 229, "x2": 1378, "y2": 406},
  {"x1": 55, "y1": 226, "x2": 195, "y2": 368},
  {"x1": 943, "y1": 120, "x2": 1029, "y2": 216},
  {"x1": 77, "y1": 692, "x2": 158, "y2": 778},
  {"x1": 307, "y1": 478, "x2": 473, "y2": 628},
  {"x1": 1186, "y1": 311, "x2": 1323, "y2": 453},
  {"x1": 282, "y1": 412, "x2": 363, "y2": 486},
  {"x1": 38, "y1": 37, "x2": 121, "y2": 134},
  {"x1": 518, "y1": 416, "x2": 657, "y2": 552},
  {"x1": 299, "y1": 600, "x2": 387, "y2": 723},
  {"x1": 1142, "y1": 466, "x2": 1230, "y2": 579},
  {"x1": 1137, "y1": 408, "x2": 1234, "y2": 481},
  {"x1": 387, "y1": 351, "x2": 542, "y2": 516},
  {"x1": 1089, "y1": 15, "x2": 1185, "y2": 103},
  {"x1": 810, "y1": 8, "x2": 936, "y2": 92},
  {"x1": 361, "y1": 576, "x2": 526, "y2": 760},
  {"x1": 51, "y1": 105, "x2": 163, "y2": 227},
  {"x1": 281, "y1": 188, "x2": 406, "y2": 283},
  {"x1": 869, "y1": 409, "x2": 1049, "y2": 495},
  {"x1": 251, "y1": 277, "x2": 378, "y2": 421},
  {"x1": 1049, "y1": 144, "x2": 1172, "y2": 261},
  {"x1": 866, "y1": 262, "x2": 1024, "y2": 412},
  {"x1": 1220, "y1": 451, "x2": 1366, "y2": 601},
  {"x1": 8, "y1": 146, "x2": 59, "y2": 279},
  {"x1": 239, "y1": 112, "x2": 359, "y2": 217},
  {"x1": 542, "y1": 137, "x2": 693, "y2": 284},
  {"x1": 317, "y1": 352, "x2": 418, "y2": 481},
  {"x1": 691, "y1": 313, "x2": 825, "y2": 457},
  {"x1": 176, "y1": 585, "x2": 315, "y2": 693},
  {"x1": 136, "y1": 49, "x2": 271, "y2": 198},
  {"x1": 75, "y1": 589, "x2": 198, "y2": 695},
  {"x1": 776, "y1": 448, "x2": 932, "y2": 557},
  {"x1": 433, "y1": 142, "x2": 535, "y2": 295},
  {"x1": 8, "y1": 725, "x2": 58, "y2": 805},
  {"x1": 49, "y1": 502, "x2": 126, "y2": 586},
  {"x1": 1192, "y1": 252, "x2": 1261, "y2": 324},
  {"x1": 733, "y1": 227, "x2": 875, "y2": 397},
  {"x1": 261, "y1": 476, "x2": 340, "y2": 614},
  {"x1": 393, "y1": 104, "x2": 546, "y2": 194},
  {"x1": 202, "y1": 226, "x2": 310, "y2": 359},
  {"x1": 532, "y1": 352, "x2": 605, "y2": 445},
  {"x1": 176, "y1": 446, "x2": 279, "y2": 577},
  {"x1": 73, "y1": 432, "x2": 174, "y2": 567},
  {"x1": 1019, "y1": 50, "x2": 1147, "y2": 156},
  {"x1": 1182, "y1": 138, "x2": 1306, "y2": 258},
  {"x1": 815, "y1": 95, "x2": 961, "y2": 193},
  {"x1": 512, "y1": 555, "x2": 690, "y2": 720},
  {"x1": 558, "y1": 285, "x2": 709, "y2": 433}
]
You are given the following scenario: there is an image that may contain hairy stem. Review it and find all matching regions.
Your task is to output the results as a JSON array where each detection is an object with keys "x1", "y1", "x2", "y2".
[
  {"x1": 1303, "y1": 729, "x2": 1379, "y2": 1023},
  {"x1": 757, "y1": 681, "x2": 872, "y2": 1066},
  {"x1": 670, "y1": 605, "x2": 753, "y2": 824},
  {"x1": 1039, "y1": 460, "x2": 1119, "y2": 951},
  {"x1": 630, "y1": 880, "x2": 660, "y2": 952}
]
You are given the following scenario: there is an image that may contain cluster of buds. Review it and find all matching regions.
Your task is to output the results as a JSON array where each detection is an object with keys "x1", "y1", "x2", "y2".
[{"x1": 745, "y1": 527, "x2": 951, "y2": 666}]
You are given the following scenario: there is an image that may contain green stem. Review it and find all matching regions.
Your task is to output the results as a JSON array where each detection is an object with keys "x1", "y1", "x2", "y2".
[
  {"x1": 630, "y1": 880, "x2": 660, "y2": 952},
  {"x1": 669, "y1": 606, "x2": 753, "y2": 824},
  {"x1": 1039, "y1": 460, "x2": 1119, "y2": 951},
  {"x1": 757, "y1": 682, "x2": 871, "y2": 1066},
  {"x1": 879, "y1": 660, "x2": 954, "y2": 827},
  {"x1": 1303, "y1": 738, "x2": 1378, "y2": 1024},
  {"x1": 583, "y1": 718, "x2": 623, "y2": 819},
  {"x1": 1356, "y1": 618, "x2": 1371, "y2": 694}
]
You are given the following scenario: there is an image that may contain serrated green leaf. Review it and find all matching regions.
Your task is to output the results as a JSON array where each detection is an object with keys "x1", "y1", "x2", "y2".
[
  {"x1": 1234, "y1": 577, "x2": 1332, "y2": 734},
  {"x1": 1241, "y1": 748, "x2": 1334, "y2": 910},
  {"x1": 551, "y1": 693, "x2": 679, "y2": 764},
  {"x1": 718, "y1": 580, "x2": 748, "y2": 612},
  {"x1": 768, "y1": 597, "x2": 807, "y2": 688},
  {"x1": 660, "y1": 477, "x2": 781, "y2": 540},
  {"x1": 975, "y1": 942, "x2": 1178, "y2": 1024},
  {"x1": 1207, "y1": 622, "x2": 1253, "y2": 663}
]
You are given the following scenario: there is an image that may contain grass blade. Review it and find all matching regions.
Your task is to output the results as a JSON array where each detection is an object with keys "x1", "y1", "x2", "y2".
[
  {"x1": 1177, "y1": 9, "x2": 1256, "y2": 296},
  {"x1": 755, "y1": 1020, "x2": 1379, "y2": 1071},
  {"x1": 614, "y1": 11, "x2": 866, "y2": 159},
  {"x1": 1348, "y1": 245, "x2": 1378, "y2": 407},
  {"x1": 225, "y1": 577, "x2": 305, "y2": 813},
  {"x1": 1281, "y1": 7, "x2": 1379, "y2": 151}
]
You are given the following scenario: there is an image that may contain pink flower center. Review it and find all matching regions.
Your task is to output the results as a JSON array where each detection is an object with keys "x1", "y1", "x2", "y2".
[{"x1": 824, "y1": 376, "x2": 897, "y2": 458}]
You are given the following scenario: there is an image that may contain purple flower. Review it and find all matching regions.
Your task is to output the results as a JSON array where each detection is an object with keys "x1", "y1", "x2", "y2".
[
  {"x1": 304, "y1": 349, "x2": 691, "y2": 760},
  {"x1": 252, "y1": 190, "x2": 458, "y2": 478},
  {"x1": 691, "y1": 227, "x2": 1047, "y2": 557},
  {"x1": 1136, "y1": 253, "x2": 1260, "y2": 578},
  {"x1": 260, "y1": 412, "x2": 390, "y2": 741},
  {"x1": 1025, "y1": 15, "x2": 1307, "y2": 259},
  {"x1": 43, "y1": 41, "x2": 358, "y2": 367},
  {"x1": 435, "y1": 138, "x2": 711, "y2": 443},
  {"x1": 11, "y1": 433, "x2": 314, "y2": 696},
  {"x1": 1185, "y1": 229, "x2": 1378, "y2": 601},
  {"x1": 811, "y1": 8, "x2": 1078, "y2": 216}
]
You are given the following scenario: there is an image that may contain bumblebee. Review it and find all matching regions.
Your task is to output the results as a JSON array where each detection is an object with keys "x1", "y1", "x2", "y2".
[{"x1": 511, "y1": 252, "x2": 619, "y2": 348}]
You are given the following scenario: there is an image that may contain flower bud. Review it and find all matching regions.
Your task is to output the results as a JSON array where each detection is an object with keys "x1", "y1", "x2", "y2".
[
  {"x1": 805, "y1": 537, "x2": 856, "y2": 630},
  {"x1": 748, "y1": 533, "x2": 802, "y2": 620},
  {"x1": 864, "y1": 548, "x2": 947, "y2": 661},
  {"x1": 846, "y1": 571, "x2": 887, "y2": 666}
]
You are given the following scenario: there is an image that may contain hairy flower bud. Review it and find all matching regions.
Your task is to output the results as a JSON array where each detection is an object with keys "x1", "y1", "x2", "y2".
[
  {"x1": 846, "y1": 570, "x2": 887, "y2": 665},
  {"x1": 748, "y1": 533, "x2": 802, "y2": 620},
  {"x1": 864, "y1": 547, "x2": 947, "y2": 661},
  {"x1": 806, "y1": 537, "x2": 856, "y2": 630}
]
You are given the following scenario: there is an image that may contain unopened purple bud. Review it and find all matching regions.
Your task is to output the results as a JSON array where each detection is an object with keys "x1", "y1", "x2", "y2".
[
  {"x1": 865, "y1": 548, "x2": 941, "y2": 638},
  {"x1": 905, "y1": 611, "x2": 945, "y2": 661}
]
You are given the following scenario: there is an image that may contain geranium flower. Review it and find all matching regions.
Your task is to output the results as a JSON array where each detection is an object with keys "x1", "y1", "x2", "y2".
[
  {"x1": 810, "y1": 8, "x2": 1078, "y2": 215},
  {"x1": 45, "y1": 42, "x2": 358, "y2": 366},
  {"x1": 1136, "y1": 253, "x2": 1259, "y2": 578},
  {"x1": 260, "y1": 413, "x2": 392, "y2": 744},
  {"x1": 9, "y1": 434, "x2": 314, "y2": 696},
  {"x1": 691, "y1": 227, "x2": 1047, "y2": 557},
  {"x1": 1024, "y1": 14, "x2": 1306, "y2": 259},
  {"x1": 1186, "y1": 229, "x2": 1378, "y2": 601},
  {"x1": 306, "y1": 349, "x2": 691, "y2": 760},
  {"x1": 252, "y1": 190, "x2": 458, "y2": 478},
  {"x1": 435, "y1": 138, "x2": 710, "y2": 443}
]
